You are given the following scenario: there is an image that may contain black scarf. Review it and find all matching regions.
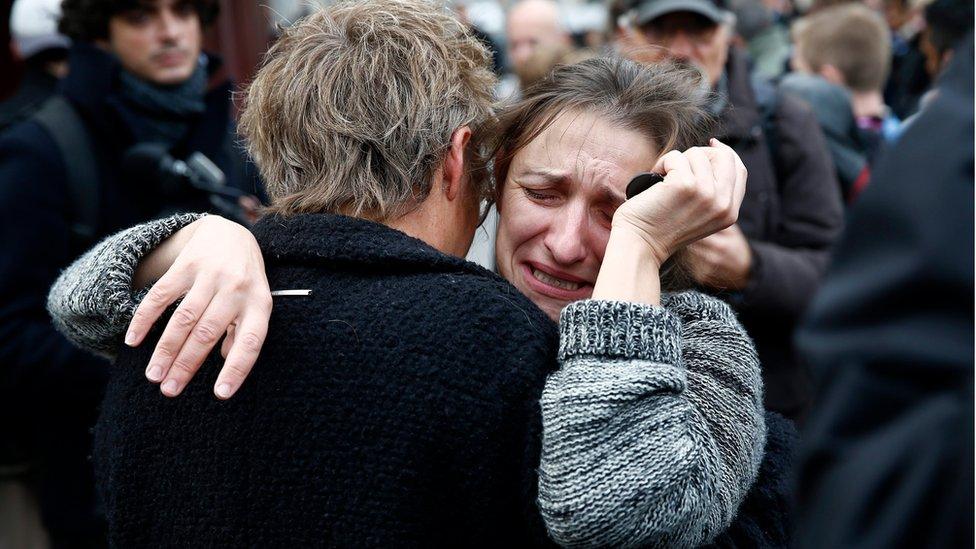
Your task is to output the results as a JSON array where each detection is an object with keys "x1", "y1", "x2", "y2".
[{"x1": 118, "y1": 57, "x2": 208, "y2": 145}]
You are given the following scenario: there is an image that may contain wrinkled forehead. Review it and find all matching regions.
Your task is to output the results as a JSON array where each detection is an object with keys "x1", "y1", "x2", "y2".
[{"x1": 511, "y1": 109, "x2": 659, "y2": 193}]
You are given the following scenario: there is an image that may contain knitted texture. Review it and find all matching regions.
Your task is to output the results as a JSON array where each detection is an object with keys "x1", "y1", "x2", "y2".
[
  {"x1": 95, "y1": 213, "x2": 561, "y2": 546},
  {"x1": 46, "y1": 212, "x2": 203, "y2": 358},
  {"x1": 541, "y1": 295, "x2": 766, "y2": 548},
  {"x1": 47, "y1": 213, "x2": 770, "y2": 547},
  {"x1": 704, "y1": 411, "x2": 797, "y2": 549}
]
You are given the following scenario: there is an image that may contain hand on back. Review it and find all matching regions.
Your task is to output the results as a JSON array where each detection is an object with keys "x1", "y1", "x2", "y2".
[{"x1": 124, "y1": 216, "x2": 272, "y2": 400}]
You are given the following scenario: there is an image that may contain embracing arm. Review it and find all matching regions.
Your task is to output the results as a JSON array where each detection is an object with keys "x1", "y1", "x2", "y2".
[
  {"x1": 538, "y1": 293, "x2": 765, "y2": 548},
  {"x1": 47, "y1": 213, "x2": 270, "y2": 399},
  {"x1": 47, "y1": 213, "x2": 203, "y2": 358}
]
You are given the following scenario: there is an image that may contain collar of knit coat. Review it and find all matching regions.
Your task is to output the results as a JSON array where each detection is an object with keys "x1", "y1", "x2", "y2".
[{"x1": 252, "y1": 213, "x2": 503, "y2": 279}]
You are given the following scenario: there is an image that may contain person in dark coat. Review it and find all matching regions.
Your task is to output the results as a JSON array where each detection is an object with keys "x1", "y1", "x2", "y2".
[
  {"x1": 46, "y1": 4, "x2": 779, "y2": 545},
  {"x1": 0, "y1": 0, "x2": 260, "y2": 543},
  {"x1": 795, "y1": 35, "x2": 973, "y2": 549},
  {"x1": 613, "y1": 0, "x2": 845, "y2": 419},
  {"x1": 882, "y1": 0, "x2": 931, "y2": 119}
]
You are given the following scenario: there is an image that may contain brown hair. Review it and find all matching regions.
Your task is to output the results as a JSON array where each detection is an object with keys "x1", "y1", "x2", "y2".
[
  {"x1": 238, "y1": 0, "x2": 497, "y2": 220},
  {"x1": 492, "y1": 56, "x2": 713, "y2": 196},
  {"x1": 793, "y1": 3, "x2": 892, "y2": 92},
  {"x1": 492, "y1": 56, "x2": 714, "y2": 289}
]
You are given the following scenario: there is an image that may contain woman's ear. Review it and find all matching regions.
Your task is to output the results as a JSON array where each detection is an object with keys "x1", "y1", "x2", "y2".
[{"x1": 443, "y1": 126, "x2": 472, "y2": 201}]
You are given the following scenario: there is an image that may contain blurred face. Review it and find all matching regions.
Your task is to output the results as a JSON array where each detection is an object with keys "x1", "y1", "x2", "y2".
[
  {"x1": 507, "y1": 3, "x2": 571, "y2": 74},
  {"x1": 495, "y1": 109, "x2": 658, "y2": 320},
  {"x1": 105, "y1": 0, "x2": 203, "y2": 85},
  {"x1": 625, "y1": 12, "x2": 730, "y2": 86}
]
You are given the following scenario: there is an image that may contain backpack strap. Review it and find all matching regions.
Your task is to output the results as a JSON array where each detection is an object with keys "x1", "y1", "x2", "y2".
[{"x1": 32, "y1": 96, "x2": 100, "y2": 253}]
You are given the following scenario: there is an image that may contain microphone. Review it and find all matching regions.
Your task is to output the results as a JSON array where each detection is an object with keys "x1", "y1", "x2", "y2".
[{"x1": 122, "y1": 143, "x2": 242, "y2": 201}]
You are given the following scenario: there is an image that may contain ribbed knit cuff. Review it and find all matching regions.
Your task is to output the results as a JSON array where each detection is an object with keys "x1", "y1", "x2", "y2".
[
  {"x1": 558, "y1": 300, "x2": 681, "y2": 363},
  {"x1": 103, "y1": 213, "x2": 206, "y2": 322}
]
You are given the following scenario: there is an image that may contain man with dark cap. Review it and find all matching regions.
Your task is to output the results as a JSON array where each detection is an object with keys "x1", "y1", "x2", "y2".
[{"x1": 612, "y1": 0, "x2": 844, "y2": 419}]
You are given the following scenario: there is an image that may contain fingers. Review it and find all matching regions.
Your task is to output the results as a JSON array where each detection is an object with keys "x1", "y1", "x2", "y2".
[
  {"x1": 704, "y1": 138, "x2": 736, "y2": 193},
  {"x1": 651, "y1": 149, "x2": 694, "y2": 182},
  {"x1": 213, "y1": 309, "x2": 270, "y2": 400},
  {"x1": 126, "y1": 270, "x2": 189, "y2": 347},
  {"x1": 158, "y1": 289, "x2": 243, "y2": 397},
  {"x1": 684, "y1": 147, "x2": 718, "y2": 197},
  {"x1": 709, "y1": 138, "x2": 748, "y2": 217},
  {"x1": 144, "y1": 284, "x2": 215, "y2": 384},
  {"x1": 220, "y1": 324, "x2": 235, "y2": 359}
]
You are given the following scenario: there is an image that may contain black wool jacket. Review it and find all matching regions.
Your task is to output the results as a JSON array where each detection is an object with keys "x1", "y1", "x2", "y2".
[{"x1": 97, "y1": 214, "x2": 559, "y2": 547}]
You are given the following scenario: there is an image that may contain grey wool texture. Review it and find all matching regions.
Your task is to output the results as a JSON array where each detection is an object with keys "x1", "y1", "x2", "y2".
[
  {"x1": 540, "y1": 296, "x2": 766, "y2": 548},
  {"x1": 47, "y1": 212, "x2": 203, "y2": 359},
  {"x1": 47, "y1": 214, "x2": 766, "y2": 549}
]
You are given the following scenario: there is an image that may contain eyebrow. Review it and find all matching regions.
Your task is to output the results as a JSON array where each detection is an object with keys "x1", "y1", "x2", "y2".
[
  {"x1": 595, "y1": 182, "x2": 626, "y2": 208},
  {"x1": 516, "y1": 168, "x2": 570, "y2": 182},
  {"x1": 516, "y1": 168, "x2": 627, "y2": 206}
]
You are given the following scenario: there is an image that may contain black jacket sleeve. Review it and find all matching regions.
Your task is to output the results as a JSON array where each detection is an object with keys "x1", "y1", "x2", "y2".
[
  {"x1": 794, "y1": 38, "x2": 974, "y2": 549},
  {"x1": 742, "y1": 94, "x2": 845, "y2": 319},
  {"x1": 0, "y1": 122, "x2": 109, "y2": 417}
]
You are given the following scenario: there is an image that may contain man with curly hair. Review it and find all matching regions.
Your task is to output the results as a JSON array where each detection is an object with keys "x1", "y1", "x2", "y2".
[{"x1": 0, "y1": 1, "x2": 262, "y2": 544}]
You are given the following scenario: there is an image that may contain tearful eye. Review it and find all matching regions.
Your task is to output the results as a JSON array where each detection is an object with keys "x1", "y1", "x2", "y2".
[{"x1": 523, "y1": 188, "x2": 557, "y2": 202}]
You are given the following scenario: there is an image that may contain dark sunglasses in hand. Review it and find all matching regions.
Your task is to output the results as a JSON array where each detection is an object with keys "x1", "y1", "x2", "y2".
[{"x1": 625, "y1": 172, "x2": 665, "y2": 200}]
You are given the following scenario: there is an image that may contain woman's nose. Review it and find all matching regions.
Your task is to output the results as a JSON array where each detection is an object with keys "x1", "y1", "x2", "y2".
[{"x1": 544, "y1": 205, "x2": 588, "y2": 265}]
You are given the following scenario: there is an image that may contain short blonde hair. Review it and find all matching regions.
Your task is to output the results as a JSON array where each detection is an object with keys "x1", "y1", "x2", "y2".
[
  {"x1": 239, "y1": 0, "x2": 497, "y2": 220},
  {"x1": 793, "y1": 3, "x2": 892, "y2": 92}
]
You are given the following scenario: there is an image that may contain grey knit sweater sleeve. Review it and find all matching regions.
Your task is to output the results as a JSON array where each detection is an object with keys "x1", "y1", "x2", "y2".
[
  {"x1": 539, "y1": 293, "x2": 766, "y2": 548},
  {"x1": 47, "y1": 213, "x2": 204, "y2": 359}
]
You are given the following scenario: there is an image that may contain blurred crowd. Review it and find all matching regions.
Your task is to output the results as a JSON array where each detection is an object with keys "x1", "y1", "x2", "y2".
[{"x1": 0, "y1": 0, "x2": 971, "y2": 547}]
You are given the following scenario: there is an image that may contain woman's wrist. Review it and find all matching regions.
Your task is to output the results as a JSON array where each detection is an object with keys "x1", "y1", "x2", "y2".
[
  {"x1": 591, "y1": 227, "x2": 663, "y2": 306},
  {"x1": 609, "y1": 216, "x2": 674, "y2": 267},
  {"x1": 133, "y1": 218, "x2": 203, "y2": 289}
]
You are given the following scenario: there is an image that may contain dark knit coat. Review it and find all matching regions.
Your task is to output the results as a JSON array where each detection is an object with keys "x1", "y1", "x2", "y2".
[{"x1": 97, "y1": 214, "x2": 559, "y2": 547}]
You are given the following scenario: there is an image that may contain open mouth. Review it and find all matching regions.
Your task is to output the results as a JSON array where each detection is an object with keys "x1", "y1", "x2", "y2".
[
  {"x1": 522, "y1": 262, "x2": 593, "y2": 300},
  {"x1": 531, "y1": 268, "x2": 581, "y2": 291}
]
